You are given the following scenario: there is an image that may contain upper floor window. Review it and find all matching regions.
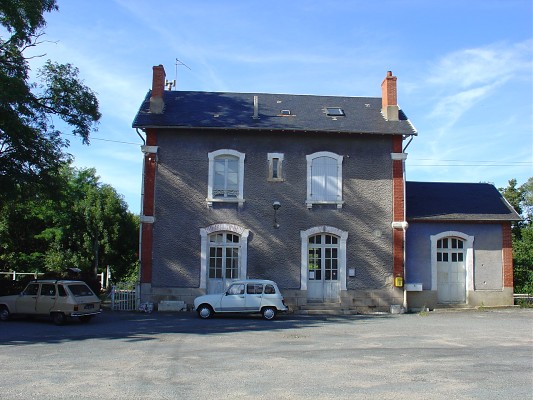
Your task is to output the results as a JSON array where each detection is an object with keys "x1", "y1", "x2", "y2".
[
  {"x1": 267, "y1": 153, "x2": 284, "y2": 181},
  {"x1": 306, "y1": 151, "x2": 343, "y2": 209},
  {"x1": 207, "y1": 149, "x2": 245, "y2": 208}
]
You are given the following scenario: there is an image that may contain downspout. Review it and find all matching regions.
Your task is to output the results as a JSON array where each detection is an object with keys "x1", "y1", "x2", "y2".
[
  {"x1": 402, "y1": 154, "x2": 408, "y2": 311},
  {"x1": 136, "y1": 128, "x2": 146, "y2": 284}
]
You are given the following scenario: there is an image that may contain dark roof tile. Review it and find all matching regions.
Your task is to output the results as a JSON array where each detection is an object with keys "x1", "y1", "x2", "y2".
[
  {"x1": 406, "y1": 182, "x2": 521, "y2": 221},
  {"x1": 132, "y1": 90, "x2": 416, "y2": 136}
]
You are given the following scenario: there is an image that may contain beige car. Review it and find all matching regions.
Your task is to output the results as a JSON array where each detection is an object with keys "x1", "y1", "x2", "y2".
[{"x1": 0, "y1": 280, "x2": 101, "y2": 325}]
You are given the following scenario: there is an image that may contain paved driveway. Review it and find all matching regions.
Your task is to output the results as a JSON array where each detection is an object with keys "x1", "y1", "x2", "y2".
[{"x1": 0, "y1": 309, "x2": 532, "y2": 399}]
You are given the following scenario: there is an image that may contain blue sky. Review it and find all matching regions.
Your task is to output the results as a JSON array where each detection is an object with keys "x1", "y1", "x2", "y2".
[{"x1": 27, "y1": 0, "x2": 532, "y2": 214}]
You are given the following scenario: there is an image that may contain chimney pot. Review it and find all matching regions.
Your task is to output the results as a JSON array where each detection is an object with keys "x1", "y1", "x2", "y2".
[{"x1": 150, "y1": 65, "x2": 166, "y2": 114}]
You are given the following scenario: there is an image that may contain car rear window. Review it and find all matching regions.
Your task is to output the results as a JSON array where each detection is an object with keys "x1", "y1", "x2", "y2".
[
  {"x1": 67, "y1": 284, "x2": 95, "y2": 297},
  {"x1": 264, "y1": 284, "x2": 276, "y2": 294},
  {"x1": 247, "y1": 284, "x2": 263, "y2": 294}
]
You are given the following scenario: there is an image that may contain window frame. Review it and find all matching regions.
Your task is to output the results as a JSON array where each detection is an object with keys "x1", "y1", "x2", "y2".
[
  {"x1": 305, "y1": 151, "x2": 344, "y2": 209},
  {"x1": 207, "y1": 149, "x2": 245, "y2": 208},
  {"x1": 200, "y1": 223, "x2": 250, "y2": 290},
  {"x1": 267, "y1": 152, "x2": 284, "y2": 182},
  {"x1": 300, "y1": 226, "x2": 348, "y2": 291}
]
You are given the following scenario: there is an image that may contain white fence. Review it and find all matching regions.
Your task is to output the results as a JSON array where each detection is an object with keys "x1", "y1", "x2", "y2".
[
  {"x1": 0, "y1": 271, "x2": 43, "y2": 280},
  {"x1": 111, "y1": 282, "x2": 139, "y2": 311}
]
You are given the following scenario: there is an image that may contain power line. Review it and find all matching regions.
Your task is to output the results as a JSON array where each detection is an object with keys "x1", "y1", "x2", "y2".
[{"x1": 63, "y1": 133, "x2": 142, "y2": 146}]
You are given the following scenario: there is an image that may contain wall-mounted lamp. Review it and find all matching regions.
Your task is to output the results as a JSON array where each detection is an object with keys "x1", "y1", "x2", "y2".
[{"x1": 273, "y1": 201, "x2": 281, "y2": 228}]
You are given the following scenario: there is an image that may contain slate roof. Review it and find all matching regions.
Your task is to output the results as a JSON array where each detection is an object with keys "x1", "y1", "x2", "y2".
[
  {"x1": 132, "y1": 90, "x2": 417, "y2": 136},
  {"x1": 406, "y1": 182, "x2": 521, "y2": 221}
]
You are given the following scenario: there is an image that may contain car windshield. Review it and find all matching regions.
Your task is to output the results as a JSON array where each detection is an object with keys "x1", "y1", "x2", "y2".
[{"x1": 67, "y1": 284, "x2": 95, "y2": 297}]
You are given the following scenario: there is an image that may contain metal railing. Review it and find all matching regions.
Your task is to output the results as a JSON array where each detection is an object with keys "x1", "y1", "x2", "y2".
[{"x1": 111, "y1": 282, "x2": 139, "y2": 311}]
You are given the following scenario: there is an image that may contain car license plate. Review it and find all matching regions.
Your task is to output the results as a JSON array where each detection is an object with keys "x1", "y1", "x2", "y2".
[{"x1": 84, "y1": 304, "x2": 94, "y2": 310}]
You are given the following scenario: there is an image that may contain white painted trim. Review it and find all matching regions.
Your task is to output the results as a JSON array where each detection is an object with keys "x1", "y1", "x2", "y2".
[
  {"x1": 141, "y1": 145, "x2": 159, "y2": 154},
  {"x1": 140, "y1": 215, "x2": 155, "y2": 223},
  {"x1": 430, "y1": 231, "x2": 475, "y2": 293},
  {"x1": 300, "y1": 226, "x2": 348, "y2": 291},
  {"x1": 390, "y1": 152, "x2": 408, "y2": 161},
  {"x1": 305, "y1": 151, "x2": 344, "y2": 209},
  {"x1": 199, "y1": 223, "x2": 249, "y2": 289},
  {"x1": 267, "y1": 152, "x2": 284, "y2": 181},
  {"x1": 207, "y1": 149, "x2": 245, "y2": 208}
]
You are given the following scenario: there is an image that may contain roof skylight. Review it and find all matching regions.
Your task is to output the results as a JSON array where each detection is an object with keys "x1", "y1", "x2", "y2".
[{"x1": 326, "y1": 107, "x2": 345, "y2": 116}]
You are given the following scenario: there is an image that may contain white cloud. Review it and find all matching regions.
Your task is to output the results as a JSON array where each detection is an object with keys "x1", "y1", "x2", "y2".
[{"x1": 424, "y1": 40, "x2": 532, "y2": 125}]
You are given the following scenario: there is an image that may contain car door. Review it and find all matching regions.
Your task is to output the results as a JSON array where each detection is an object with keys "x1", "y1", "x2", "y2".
[
  {"x1": 36, "y1": 283, "x2": 57, "y2": 315},
  {"x1": 15, "y1": 283, "x2": 40, "y2": 314},
  {"x1": 219, "y1": 283, "x2": 245, "y2": 312},
  {"x1": 245, "y1": 283, "x2": 263, "y2": 311}
]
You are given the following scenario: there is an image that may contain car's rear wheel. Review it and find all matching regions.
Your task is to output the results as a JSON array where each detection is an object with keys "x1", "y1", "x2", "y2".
[
  {"x1": 52, "y1": 312, "x2": 66, "y2": 325},
  {"x1": 0, "y1": 306, "x2": 10, "y2": 321},
  {"x1": 262, "y1": 307, "x2": 276, "y2": 320},
  {"x1": 197, "y1": 304, "x2": 213, "y2": 319}
]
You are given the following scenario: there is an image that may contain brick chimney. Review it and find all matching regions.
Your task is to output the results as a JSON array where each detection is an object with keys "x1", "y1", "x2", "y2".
[
  {"x1": 149, "y1": 65, "x2": 166, "y2": 114},
  {"x1": 381, "y1": 71, "x2": 399, "y2": 121}
]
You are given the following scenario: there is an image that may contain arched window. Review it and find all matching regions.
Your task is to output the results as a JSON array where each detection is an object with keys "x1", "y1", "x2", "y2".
[
  {"x1": 208, "y1": 232, "x2": 240, "y2": 280},
  {"x1": 200, "y1": 224, "x2": 249, "y2": 293},
  {"x1": 306, "y1": 151, "x2": 343, "y2": 208},
  {"x1": 207, "y1": 149, "x2": 245, "y2": 207}
]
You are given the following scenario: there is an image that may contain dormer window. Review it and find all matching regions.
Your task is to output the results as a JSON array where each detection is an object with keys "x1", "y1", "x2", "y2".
[{"x1": 326, "y1": 107, "x2": 345, "y2": 116}]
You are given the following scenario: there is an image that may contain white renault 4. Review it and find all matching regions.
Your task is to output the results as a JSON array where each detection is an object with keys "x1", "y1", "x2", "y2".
[{"x1": 193, "y1": 279, "x2": 288, "y2": 320}]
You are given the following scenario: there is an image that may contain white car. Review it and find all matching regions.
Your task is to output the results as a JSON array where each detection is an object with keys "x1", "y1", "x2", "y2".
[
  {"x1": 0, "y1": 280, "x2": 101, "y2": 325},
  {"x1": 194, "y1": 280, "x2": 288, "y2": 320}
]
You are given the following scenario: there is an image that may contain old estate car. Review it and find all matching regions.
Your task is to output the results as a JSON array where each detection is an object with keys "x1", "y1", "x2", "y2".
[
  {"x1": 193, "y1": 279, "x2": 288, "y2": 320},
  {"x1": 0, "y1": 280, "x2": 101, "y2": 325}
]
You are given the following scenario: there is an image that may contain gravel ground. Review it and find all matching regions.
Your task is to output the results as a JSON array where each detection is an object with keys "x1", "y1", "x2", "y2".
[{"x1": 0, "y1": 308, "x2": 532, "y2": 399}]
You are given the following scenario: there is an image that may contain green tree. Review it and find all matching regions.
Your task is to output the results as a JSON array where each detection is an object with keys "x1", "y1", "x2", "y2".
[
  {"x1": 500, "y1": 178, "x2": 533, "y2": 294},
  {"x1": 0, "y1": 0, "x2": 100, "y2": 201},
  {"x1": 0, "y1": 163, "x2": 139, "y2": 282}
]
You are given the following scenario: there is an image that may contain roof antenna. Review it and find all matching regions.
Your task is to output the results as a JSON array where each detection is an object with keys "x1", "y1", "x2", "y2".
[{"x1": 168, "y1": 58, "x2": 191, "y2": 90}]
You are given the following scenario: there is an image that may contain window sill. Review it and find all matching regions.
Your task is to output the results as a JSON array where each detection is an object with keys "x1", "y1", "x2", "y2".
[
  {"x1": 206, "y1": 198, "x2": 245, "y2": 209},
  {"x1": 306, "y1": 200, "x2": 344, "y2": 209}
]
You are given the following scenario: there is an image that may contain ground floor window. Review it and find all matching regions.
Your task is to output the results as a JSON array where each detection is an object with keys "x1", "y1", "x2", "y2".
[
  {"x1": 200, "y1": 223, "x2": 249, "y2": 293},
  {"x1": 209, "y1": 232, "x2": 240, "y2": 279}
]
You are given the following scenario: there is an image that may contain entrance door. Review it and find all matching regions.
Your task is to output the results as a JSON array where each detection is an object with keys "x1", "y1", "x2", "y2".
[
  {"x1": 307, "y1": 233, "x2": 340, "y2": 302},
  {"x1": 207, "y1": 232, "x2": 240, "y2": 294},
  {"x1": 437, "y1": 237, "x2": 466, "y2": 303}
]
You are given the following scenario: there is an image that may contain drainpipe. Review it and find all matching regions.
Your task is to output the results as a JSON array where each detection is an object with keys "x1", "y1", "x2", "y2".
[{"x1": 136, "y1": 129, "x2": 146, "y2": 284}]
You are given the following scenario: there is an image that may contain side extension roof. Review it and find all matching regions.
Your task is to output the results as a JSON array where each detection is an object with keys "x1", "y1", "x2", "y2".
[{"x1": 406, "y1": 182, "x2": 521, "y2": 222}]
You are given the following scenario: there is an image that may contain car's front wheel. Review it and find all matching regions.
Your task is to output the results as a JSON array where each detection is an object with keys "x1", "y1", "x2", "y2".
[
  {"x1": 197, "y1": 304, "x2": 214, "y2": 319},
  {"x1": 262, "y1": 307, "x2": 276, "y2": 320},
  {"x1": 0, "y1": 306, "x2": 10, "y2": 321}
]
